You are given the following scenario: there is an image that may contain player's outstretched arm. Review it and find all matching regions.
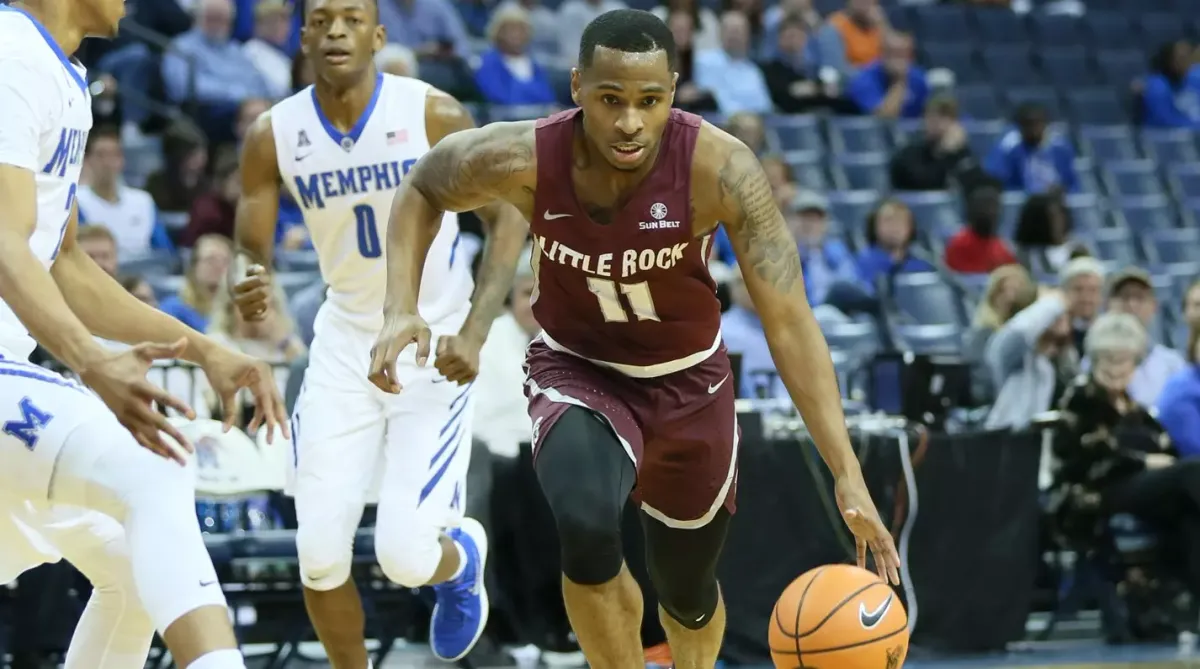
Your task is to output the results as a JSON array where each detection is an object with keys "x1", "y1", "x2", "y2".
[
  {"x1": 421, "y1": 91, "x2": 531, "y2": 383},
  {"x1": 230, "y1": 111, "x2": 283, "y2": 320},
  {"x1": 703, "y1": 128, "x2": 901, "y2": 583}
]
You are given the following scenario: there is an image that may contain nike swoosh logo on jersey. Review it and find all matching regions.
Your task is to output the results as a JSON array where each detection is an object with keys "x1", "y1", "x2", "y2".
[
  {"x1": 296, "y1": 152, "x2": 312, "y2": 162},
  {"x1": 859, "y1": 593, "x2": 894, "y2": 629},
  {"x1": 708, "y1": 375, "x2": 729, "y2": 394},
  {"x1": 543, "y1": 210, "x2": 571, "y2": 220}
]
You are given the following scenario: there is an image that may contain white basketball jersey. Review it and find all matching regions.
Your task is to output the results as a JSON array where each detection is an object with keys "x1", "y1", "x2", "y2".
[
  {"x1": 0, "y1": 8, "x2": 92, "y2": 359},
  {"x1": 272, "y1": 74, "x2": 472, "y2": 331}
]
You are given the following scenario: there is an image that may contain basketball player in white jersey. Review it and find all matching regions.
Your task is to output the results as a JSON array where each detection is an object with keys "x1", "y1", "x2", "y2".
[
  {"x1": 230, "y1": 0, "x2": 528, "y2": 663},
  {"x1": 0, "y1": 1, "x2": 289, "y2": 668}
]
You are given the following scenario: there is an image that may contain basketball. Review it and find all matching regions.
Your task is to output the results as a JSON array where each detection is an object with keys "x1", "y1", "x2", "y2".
[{"x1": 769, "y1": 564, "x2": 909, "y2": 669}]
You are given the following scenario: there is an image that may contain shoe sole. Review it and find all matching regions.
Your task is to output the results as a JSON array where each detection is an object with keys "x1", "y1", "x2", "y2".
[{"x1": 430, "y1": 517, "x2": 490, "y2": 662}]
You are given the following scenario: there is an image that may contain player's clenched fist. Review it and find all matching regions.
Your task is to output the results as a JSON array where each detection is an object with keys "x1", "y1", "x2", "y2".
[
  {"x1": 231, "y1": 264, "x2": 273, "y2": 321},
  {"x1": 434, "y1": 333, "x2": 483, "y2": 386},
  {"x1": 368, "y1": 311, "x2": 432, "y2": 393}
]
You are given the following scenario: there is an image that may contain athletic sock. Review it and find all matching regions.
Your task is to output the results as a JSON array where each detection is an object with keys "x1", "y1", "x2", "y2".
[{"x1": 187, "y1": 648, "x2": 246, "y2": 669}]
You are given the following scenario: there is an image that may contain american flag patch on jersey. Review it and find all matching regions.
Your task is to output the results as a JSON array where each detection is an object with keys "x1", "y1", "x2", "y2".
[{"x1": 387, "y1": 130, "x2": 408, "y2": 145}]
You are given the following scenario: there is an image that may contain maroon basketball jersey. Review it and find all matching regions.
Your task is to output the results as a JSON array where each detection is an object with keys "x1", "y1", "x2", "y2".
[{"x1": 529, "y1": 108, "x2": 721, "y2": 374}]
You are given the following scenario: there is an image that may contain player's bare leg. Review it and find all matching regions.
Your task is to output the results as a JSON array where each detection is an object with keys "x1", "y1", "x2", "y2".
[
  {"x1": 659, "y1": 588, "x2": 727, "y2": 669},
  {"x1": 160, "y1": 607, "x2": 241, "y2": 667},
  {"x1": 561, "y1": 564, "x2": 645, "y2": 668},
  {"x1": 302, "y1": 581, "x2": 371, "y2": 669}
]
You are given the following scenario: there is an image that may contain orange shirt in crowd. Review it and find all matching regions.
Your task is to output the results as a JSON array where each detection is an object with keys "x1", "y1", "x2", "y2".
[
  {"x1": 944, "y1": 228, "x2": 1017, "y2": 274},
  {"x1": 828, "y1": 12, "x2": 882, "y2": 67}
]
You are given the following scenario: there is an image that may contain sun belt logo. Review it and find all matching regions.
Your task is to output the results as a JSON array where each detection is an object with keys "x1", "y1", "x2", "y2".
[{"x1": 640, "y1": 202, "x2": 680, "y2": 230}]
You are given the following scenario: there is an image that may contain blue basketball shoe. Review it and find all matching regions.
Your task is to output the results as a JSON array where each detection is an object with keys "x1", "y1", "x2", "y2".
[{"x1": 430, "y1": 517, "x2": 489, "y2": 661}]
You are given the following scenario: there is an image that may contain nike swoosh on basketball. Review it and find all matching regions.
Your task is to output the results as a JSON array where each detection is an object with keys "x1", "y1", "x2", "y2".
[
  {"x1": 199, "y1": 579, "x2": 218, "y2": 587},
  {"x1": 858, "y1": 593, "x2": 894, "y2": 629},
  {"x1": 543, "y1": 210, "x2": 571, "y2": 220},
  {"x1": 708, "y1": 375, "x2": 729, "y2": 394}
]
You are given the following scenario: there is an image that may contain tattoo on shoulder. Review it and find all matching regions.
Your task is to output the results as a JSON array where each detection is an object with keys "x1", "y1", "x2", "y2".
[
  {"x1": 716, "y1": 146, "x2": 803, "y2": 291},
  {"x1": 416, "y1": 124, "x2": 534, "y2": 211}
]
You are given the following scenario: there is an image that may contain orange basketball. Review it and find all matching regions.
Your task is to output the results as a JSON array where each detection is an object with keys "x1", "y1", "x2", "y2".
[{"x1": 769, "y1": 564, "x2": 909, "y2": 669}]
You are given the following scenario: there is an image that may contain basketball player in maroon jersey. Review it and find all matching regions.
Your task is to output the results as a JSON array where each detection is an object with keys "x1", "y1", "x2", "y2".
[{"x1": 368, "y1": 9, "x2": 901, "y2": 667}]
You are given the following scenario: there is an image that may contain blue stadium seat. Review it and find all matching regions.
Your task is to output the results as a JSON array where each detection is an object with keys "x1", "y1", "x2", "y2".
[
  {"x1": 783, "y1": 150, "x2": 830, "y2": 191},
  {"x1": 1077, "y1": 125, "x2": 1139, "y2": 162},
  {"x1": 955, "y1": 85, "x2": 1003, "y2": 120},
  {"x1": 1141, "y1": 13, "x2": 1189, "y2": 46},
  {"x1": 998, "y1": 192, "x2": 1026, "y2": 239},
  {"x1": 1167, "y1": 163, "x2": 1200, "y2": 200},
  {"x1": 1094, "y1": 49, "x2": 1146, "y2": 87},
  {"x1": 1148, "y1": 228, "x2": 1200, "y2": 265},
  {"x1": 1065, "y1": 193, "x2": 1108, "y2": 232},
  {"x1": 823, "y1": 322, "x2": 880, "y2": 358},
  {"x1": 962, "y1": 119, "x2": 1007, "y2": 158},
  {"x1": 921, "y1": 43, "x2": 986, "y2": 84},
  {"x1": 1085, "y1": 13, "x2": 1143, "y2": 50},
  {"x1": 766, "y1": 114, "x2": 824, "y2": 153},
  {"x1": 1031, "y1": 14, "x2": 1086, "y2": 45},
  {"x1": 1040, "y1": 48, "x2": 1098, "y2": 87},
  {"x1": 1089, "y1": 227, "x2": 1138, "y2": 265},
  {"x1": 1073, "y1": 157, "x2": 1103, "y2": 196},
  {"x1": 1103, "y1": 160, "x2": 1164, "y2": 197},
  {"x1": 119, "y1": 251, "x2": 179, "y2": 277},
  {"x1": 1005, "y1": 86, "x2": 1061, "y2": 118},
  {"x1": 827, "y1": 116, "x2": 890, "y2": 155},
  {"x1": 974, "y1": 9, "x2": 1028, "y2": 43},
  {"x1": 895, "y1": 191, "x2": 960, "y2": 241},
  {"x1": 1113, "y1": 195, "x2": 1176, "y2": 232},
  {"x1": 893, "y1": 324, "x2": 964, "y2": 354},
  {"x1": 275, "y1": 250, "x2": 321, "y2": 273},
  {"x1": 982, "y1": 45, "x2": 1040, "y2": 86},
  {"x1": 276, "y1": 271, "x2": 321, "y2": 299},
  {"x1": 1141, "y1": 128, "x2": 1200, "y2": 165},
  {"x1": 826, "y1": 191, "x2": 877, "y2": 231},
  {"x1": 831, "y1": 153, "x2": 890, "y2": 192},
  {"x1": 883, "y1": 4, "x2": 913, "y2": 33},
  {"x1": 1065, "y1": 88, "x2": 1128, "y2": 125},
  {"x1": 891, "y1": 273, "x2": 964, "y2": 326},
  {"x1": 912, "y1": 6, "x2": 971, "y2": 43},
  {"x1": 891, "y1": 118, "x2": 922, "y2": 147}
]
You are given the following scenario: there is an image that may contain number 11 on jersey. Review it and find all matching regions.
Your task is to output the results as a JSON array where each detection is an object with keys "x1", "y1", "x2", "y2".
[{"x1": 587, "y1": 277, "x2": 660, "y2": 323}]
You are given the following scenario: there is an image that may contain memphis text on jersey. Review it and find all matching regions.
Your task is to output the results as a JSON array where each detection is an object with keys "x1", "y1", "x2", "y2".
[
  {"x1": 43, "y1": 128, "x2": 87, "y2": 177},
  {"x1": 293, "y1": 157, "x2": 417, "y2": 210}
]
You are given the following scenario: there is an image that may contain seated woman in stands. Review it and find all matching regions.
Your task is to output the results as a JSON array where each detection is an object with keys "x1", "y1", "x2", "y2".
[
  {"x1": 964, "y1": 264, "x2": 1036, "y2": 405},
  {"x1": 1052, "y1": 313, "x2": 1200, "y2": 604}
]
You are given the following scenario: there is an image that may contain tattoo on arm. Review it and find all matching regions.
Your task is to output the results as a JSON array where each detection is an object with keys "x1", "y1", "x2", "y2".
[
  {"x1": 412, "y1": 128, "x2": 534, "y2": 213},
  {"x1": 718, "y1": 146, "x2": 804, "y2": 291}
]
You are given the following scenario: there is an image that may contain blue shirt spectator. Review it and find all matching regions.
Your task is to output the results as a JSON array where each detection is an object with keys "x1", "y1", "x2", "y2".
[
  {"x1": 159, "y1": 297, "x2": 210, "y2": 332},
  {"x1": 694, "y1": 12, "x2": 774, "y2": 115},
  {"x1": 377, "y1": 0, "x2": 472, "y2": 59},
  {"x1": 984, "y1": 104, "x2": 1080, "y2": 194},
  {"x1": 474, "y1": 6, "x2": 558, "y2": 106},
  {"x1": 855, "y1": 199, "x2": 933, "y2": 293},
  {"x1": 847, "y1": 33, "x2": 928, "y2": 119},
  {"x1": 721, "y1": 276, "x2": 786, "y2": 399},
  {"x1": 162, "y1": 0, "x2": 271, "y2": 106},
  {"x1": 1141, "y1": 41, "x2": 1200, "y2": 130},
  {"x1": 1157, "y1": 364, "x2": 1200, "y2": 458}
]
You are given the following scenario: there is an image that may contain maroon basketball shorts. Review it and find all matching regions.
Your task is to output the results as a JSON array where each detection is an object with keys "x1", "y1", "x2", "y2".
[{"x1": 524, "y1": 338, "x2": 739, "y2": 528}]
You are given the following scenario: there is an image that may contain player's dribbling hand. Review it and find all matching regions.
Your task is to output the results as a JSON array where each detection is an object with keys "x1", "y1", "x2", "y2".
[
  {"x1": 81, "y1": 339, "x2": 197, "y2": 465},
  {"x1": 433, "y1": 333, "x2": 483, "y2": 385},
  {"x1": 200, "y1": 347, "x2": 291, "y2": 443},
  {"x1": 835, "y1": 475, "x2": 902, "y2": 585},
  {"x1": 232, "y1": 264, "x2": 272, "y2": 322},
  {"x1": 368, "y1": 311, "x2": 432, "y2": 393}
]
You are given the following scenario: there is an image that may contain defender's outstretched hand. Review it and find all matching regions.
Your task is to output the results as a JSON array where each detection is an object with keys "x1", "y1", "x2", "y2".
[
  {"x1": 835, "y1": 476, "x2": 902, "y2": 585},
  {"x1": 368, "y1": 311, "x2": 432, "y2": 393},
  {"x1": 201, "y1": 346, "x2": 290, "y2": 443}
]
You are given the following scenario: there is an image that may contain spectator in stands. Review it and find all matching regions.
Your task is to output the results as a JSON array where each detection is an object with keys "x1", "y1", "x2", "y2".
[
  {"x1": 855, "y1": 197, "x2": 934, "y2": 290},
  {"x1": 761, "y1": 154, "x2": 798, "y2": 204},
  {"x1": 160, "y1": 234, "x2": 233, "y2": 331},
  {"x1": 183, "y1": 149, "x2": 240, "y2": 246},
  {"x1": 1051, "y1": 313, "x2": 1200, "y2": 607},
  {"x1": 788, "y1": 190, "x2": 871, "y2": 317},
  {"x1": 233, "y1": 98, "x2": 272, "y2": 152},
  {"x1": 964, "y1": 264, "x2": 1037, "y2": 405},
  {"x1": 722, "y1": 265, "x2": 787, "y2": 399},
  {"x1": 144, "y1": 121, "x2": 210, "y2": 222},
  {"x1": 985, "y1": 288, "x2": 1076, "y2": 429},
  {"x1": 208, "y1": 281, "x2": 307, "y2": 364},
  {"x1": 77, "y1": 127, "x2": 173, "y2": 257},
  {"x1": 557, "y1": 0, "x2": 627, "y2": 64},
  {"x1": 1157, "y1": 324, "x2": 1200, "y2": 458},
  {"x1": 497, "y1": 0, "x2": 559, "y2": 60},
  {"x1": 76, "y1": 225, "x2": 121, "y2": 277},
  {"x1": 378, "y1": 0, "x2": 472, "y2": 59},
  {"x1": 1106, "y1": 268, "x2": 1187, "y2": 407},
  {"x1": 1185, "y1": 279, "x2": 1200, "y2": 329},
  {"x1": 162, "y1": 0, "x2": 271, "y2": 122},
  {"x1": 1012, "y1": 191, "x2": 1087, "y2": 276},
  {"x1": 242, "y1": 0, "x2": 296, "y2": 100},
  {"x1": 762, "y1": 0, "x2": 829, "y2": 64},
  {"x1": 666, "y1": 11, "x2": 719, "y2": 112},
  {"x1": 725, "y1": 112, "x2": 767, "y2": 155},
  {"x1": 984, "y1": 103, "x2": 1080, "y2": 194},
  {"x1": 292, "y1": 50, "x2": 316, "y2": 91},
  {"x1": 1061, "y1": 256, "x2": 1105, "y2": 357},
  {"x1": 376, "y1": 44, "x2": 420, "y2": 78},
  {"x1": 760, "y1": 16, "x2": 856, "y2": 115},
  {"x1": 652, "y1": 0, "x2": 719, "y2": 51},
  {"x1": 474, "y1": 5, "x2": 558, "y2": 107},
  {"x1": 695, "y1": 11, "x2": 774, "y2": 115},
  {"x1": 723, "y1": 0, "x2": 767, "y2": 58},
  {"x1": 476, "y1": 247, "x2": 540, "y2": 459},
  {"x1": 847, "y1": 32, "x2": 928, "y2": 120},
  {"x1": 890, "y1": 95, "x2": 980, "y2": 191},
  {"x1": 120, "y1": 274, "x2": 159, "y2": 308},
  {"x1": 944, "y1": 182, "x2": 1017, "y2": 274},
  {"x1": 825, "y1": 0, "x2": 888, "y2": 74},
  {"x1": 91, "y1": 73, "x2": 122, "y2": 128},
  {"x1": 1140, "y1": 40, "x2": 1200, "y2": 130}
]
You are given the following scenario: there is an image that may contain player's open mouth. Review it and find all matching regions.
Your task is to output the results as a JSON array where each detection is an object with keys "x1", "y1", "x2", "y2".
[
  {"x1": 323, "y1": 49, "x2": 351, "y2": 64},
  {"x1": 611, "y1": 145, "x2": 644, "y2": 164}
]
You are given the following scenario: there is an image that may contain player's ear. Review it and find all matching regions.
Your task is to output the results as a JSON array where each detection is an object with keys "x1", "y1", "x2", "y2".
[
  {"x1": 374, "y1": 25, "x2": 386, "y2": 53},
  {"x1": 570, "y1": 68, "x2": 581, "y2": 106}
]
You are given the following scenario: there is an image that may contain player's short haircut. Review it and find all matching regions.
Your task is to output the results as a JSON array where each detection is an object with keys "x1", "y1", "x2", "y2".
[
  {"x1": 77, "y1": 224, "x2": 116, "y2": 245},
  {"x1": 578, "y1": 9, "x2": 677, "y2": 71},
  {"x1": 301, "y1": 0, "x2": 378, "y2": 21}
]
